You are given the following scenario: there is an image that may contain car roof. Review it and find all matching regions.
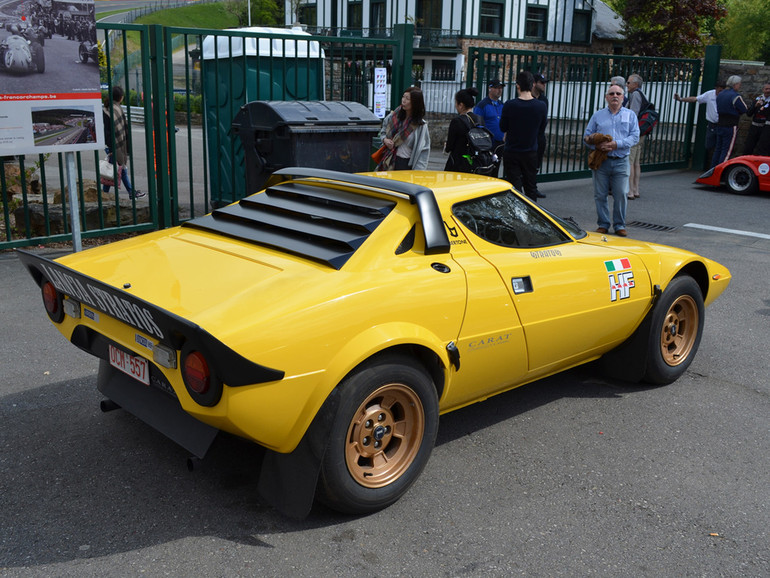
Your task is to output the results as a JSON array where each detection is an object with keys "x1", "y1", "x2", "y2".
[{"x1": 362, "y1": 170, "x2": 512, "y2": 210}]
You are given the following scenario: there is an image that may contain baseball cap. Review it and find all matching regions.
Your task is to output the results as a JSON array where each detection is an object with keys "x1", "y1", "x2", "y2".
[
  {"x1": 534, "y1": 74, "x2": 548, "y2": 83},
  {"x1": 488, "y1": 79, "x2": 504, "y2": 88}
]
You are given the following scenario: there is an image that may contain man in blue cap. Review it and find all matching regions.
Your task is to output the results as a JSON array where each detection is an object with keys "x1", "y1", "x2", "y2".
[{"x1": 473, "y1": 79, "x2": 505, "y2": 148}]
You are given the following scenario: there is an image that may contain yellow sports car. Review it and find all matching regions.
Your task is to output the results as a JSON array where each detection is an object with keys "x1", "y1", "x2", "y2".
[{"x1": 19, "y1": 168, "x2": 731, "y2": 517}]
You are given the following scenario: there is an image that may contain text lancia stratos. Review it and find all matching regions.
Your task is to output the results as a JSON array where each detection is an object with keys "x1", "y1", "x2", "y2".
[{"x1": 19, "y1": 168, "x2": 731, "y2": 517}]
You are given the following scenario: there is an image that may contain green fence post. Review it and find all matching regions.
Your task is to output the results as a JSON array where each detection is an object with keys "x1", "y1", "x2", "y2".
[
  {"x1": 692, "y1": 45, "x2": 722, "y2": 171},
  {"x1": 148, "y1": 24, "x2": 171, "y2": 229},
  {"x1": 391, "y1": 24, "x2": 414, "y2": 110}
]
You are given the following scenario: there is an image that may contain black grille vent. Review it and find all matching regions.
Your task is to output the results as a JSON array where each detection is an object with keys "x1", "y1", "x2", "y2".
[
  {"x1": 183, "y1": 182, "x2": 396, "y2": 270},
  {"x1": 628, "y1": 221, "x2": 676, "y2": 232}
]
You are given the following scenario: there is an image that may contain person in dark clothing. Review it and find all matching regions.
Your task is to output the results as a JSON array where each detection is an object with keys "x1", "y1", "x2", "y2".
[
  {"x1": 499, "y1": 71, "x2": 547, "y2": 202},
  {"x1": 444, "y1": 87, "x2": 483, "y2": 173},
  {"x1": 743, "y1": 82, "x2": 770, "y2": 155},
  {"x1": 712, "y1": 75, "x2": 748, "y2": 167}
]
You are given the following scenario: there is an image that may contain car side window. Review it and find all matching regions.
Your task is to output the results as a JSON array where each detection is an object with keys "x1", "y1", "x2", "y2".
[{"x1": 452, "y1": 190, "x2": 570, "y2": 248}]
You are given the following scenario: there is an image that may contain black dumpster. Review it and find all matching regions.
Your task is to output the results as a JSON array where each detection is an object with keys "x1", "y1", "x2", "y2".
[{"x1": 231, "y1": 100, "x2": 381, "y2": 198}]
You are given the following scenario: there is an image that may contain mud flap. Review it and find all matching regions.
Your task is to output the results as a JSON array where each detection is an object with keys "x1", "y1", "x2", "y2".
[
  {"x1": 257, "y1": 387, "x2": 340, "y2": 519},
  {"x1": 598, "y1": 313, "x2": 652, "y2": 383},
  {"x1": 97, "y1": 360, "x2": 218, "y2": 459}
]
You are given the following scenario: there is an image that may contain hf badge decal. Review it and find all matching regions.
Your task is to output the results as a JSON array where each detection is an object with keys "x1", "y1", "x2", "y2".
[{"x1": 604, "y1": 258, "x2": 634, "y2": 301}]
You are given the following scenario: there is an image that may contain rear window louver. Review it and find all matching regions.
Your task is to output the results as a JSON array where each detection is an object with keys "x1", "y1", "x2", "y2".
[{"x1": 182, "y1": 182, "x2": 396, "y2": 270}]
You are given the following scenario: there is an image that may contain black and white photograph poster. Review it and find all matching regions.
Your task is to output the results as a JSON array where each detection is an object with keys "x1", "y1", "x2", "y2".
[{"x1": 0, "y1": 0, "x2": 103, "y2": 155}]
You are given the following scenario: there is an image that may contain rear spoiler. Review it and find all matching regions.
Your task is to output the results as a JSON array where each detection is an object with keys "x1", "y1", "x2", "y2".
[{"x1": 17, "y1": 250, "x2": 284, "y2": 387}]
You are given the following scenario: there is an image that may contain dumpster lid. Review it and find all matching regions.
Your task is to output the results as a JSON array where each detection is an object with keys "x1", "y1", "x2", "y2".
[
  {"x1": 202, "y1": 27, "x2": 322, "y2": 60},
  {"x1": 232, "y1": 101, "x2": 381, "y2": 132}
]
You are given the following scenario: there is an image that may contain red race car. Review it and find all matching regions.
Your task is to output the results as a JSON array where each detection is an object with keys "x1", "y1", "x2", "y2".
[{"x1": 696, "y1": 155, "x2": 770, "y2": 195}]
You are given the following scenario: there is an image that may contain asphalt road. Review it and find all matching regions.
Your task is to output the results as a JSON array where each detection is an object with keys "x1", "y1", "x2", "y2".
[{"x1": 1, "y1": 169, "x2": 769, "y2": 576}]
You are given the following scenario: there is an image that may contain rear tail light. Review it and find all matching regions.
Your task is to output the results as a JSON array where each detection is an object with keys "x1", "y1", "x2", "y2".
[
  {"x1": 41, "y1": 281, "x2": 64, "y2": 323},
  {"x1": 181, "y1": 348, "x2": 223, "y2": 407},
  {"x1": 183, "y1": 351, "x2": 210, "y2": 394}
]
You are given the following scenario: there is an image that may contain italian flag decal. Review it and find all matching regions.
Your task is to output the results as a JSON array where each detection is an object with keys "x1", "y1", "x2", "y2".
[{"x1": 604, "y1": 258, "x2": 631, "y2": 272}]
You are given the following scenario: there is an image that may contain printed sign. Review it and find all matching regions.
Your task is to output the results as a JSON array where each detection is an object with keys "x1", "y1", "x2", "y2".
[{"x1": 0, "y1": 0, "x2": 103, "y2": 155}]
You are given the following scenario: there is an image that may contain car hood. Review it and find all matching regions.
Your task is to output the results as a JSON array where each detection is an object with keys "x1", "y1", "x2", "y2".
[{"x1": 578, "y1": 233, "x2": 731, "y2": 306}]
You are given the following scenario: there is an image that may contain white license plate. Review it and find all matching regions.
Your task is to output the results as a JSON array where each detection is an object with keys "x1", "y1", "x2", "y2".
[{"x1": 108, "y1": 344, "x2": 150, "y2": 386}]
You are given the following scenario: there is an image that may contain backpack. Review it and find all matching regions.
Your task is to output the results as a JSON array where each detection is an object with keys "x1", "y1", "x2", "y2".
[
  {"x1": 462, "y1": 114, "x2": 499, "y2": 175},
  {"x1": 635, "y1": 91, "x2": 659, "y2": 137}
]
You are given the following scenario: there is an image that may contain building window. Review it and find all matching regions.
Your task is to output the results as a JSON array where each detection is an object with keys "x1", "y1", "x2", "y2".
[
  {"x1": 370, "y1": 0, "x2": 386, "y2": 34},
  {"x1": 348, "y1": 1, "x2": 362, "y2": 29},
  {"x1": 431, "y1": 59, "x2": 457, "y2": 80},
  {"x1": 572, "y1": 10, "x2": 591, "y2": 43},
  {"x1": 480, "y1": 1, "x2": 503, "y2": 36},
  {"x1": 525, "y1": 6, "x2": 547, "y2": 40},
  {"x1": 297, "y1": 2, "x2": 316, "y2": 26}
]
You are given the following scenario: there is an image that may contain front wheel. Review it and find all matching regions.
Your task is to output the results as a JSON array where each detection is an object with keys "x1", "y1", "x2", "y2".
[
  {"x1": 643, "y1": 276, "x2": 705, "y2": 385},
  {"x1": 317, "y1": 356, "x2": 439, "y2": 514},
  {"x1": 726, "y1": 164, "x2": 758, "y2": 195}
]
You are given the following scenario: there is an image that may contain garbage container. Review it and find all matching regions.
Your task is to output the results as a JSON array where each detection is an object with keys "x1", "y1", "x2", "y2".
[
  {"x1": 231, "y1": 100, "x2": 382, "y2": 198},
  {"x1": 201, "y1": 27, "x2": 325, "y2": 206}
]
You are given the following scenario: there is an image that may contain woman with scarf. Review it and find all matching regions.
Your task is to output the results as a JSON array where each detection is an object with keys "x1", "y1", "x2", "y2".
[
  {"x1": 102, "y1": 86, "x2": 144, "y2": 199},
  {"x1": 377, "y1": 87, "x2": 431, "y2": 171},
  {"x1": 444, "y1": 87, "x2": 482, "y2": 173}
]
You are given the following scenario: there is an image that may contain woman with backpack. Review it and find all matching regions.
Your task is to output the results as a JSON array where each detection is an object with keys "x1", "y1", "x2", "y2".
[{"x1": 444, "y1": 88, "x2": 484, "y2": 173}]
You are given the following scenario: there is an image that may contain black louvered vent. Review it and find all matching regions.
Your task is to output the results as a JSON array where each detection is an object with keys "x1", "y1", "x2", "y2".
[{"x1": 183, "y1": 182, "x2": 396, "y2": 269}]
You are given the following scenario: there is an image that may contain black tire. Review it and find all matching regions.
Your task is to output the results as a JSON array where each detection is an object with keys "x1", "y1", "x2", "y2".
[
  {"x1": 317, "y1": 355, "x2": 439, "y2": 514},
  {"x1": 726, "y1": 164, "x2": 758, "y2": 195},
  {"x1": 78, "y1": 43, "x2": 88, "y2": 63},
  {"x1": 643, "y1": 276, "x2": 705, "y2": 385}
]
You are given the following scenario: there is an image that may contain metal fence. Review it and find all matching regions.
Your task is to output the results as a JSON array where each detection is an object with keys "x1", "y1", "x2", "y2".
[
  {"x1": 469, "y1": 48, "x2": 704, "y2": 180},
  {"x1": 2, "y1": 23, "x2": 709, "y2": 250}
]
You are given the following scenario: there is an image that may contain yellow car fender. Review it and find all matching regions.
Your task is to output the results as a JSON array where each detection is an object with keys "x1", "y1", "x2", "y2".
[{"x1": 287, "y1": 321, "x2": 452, "y2": 451}]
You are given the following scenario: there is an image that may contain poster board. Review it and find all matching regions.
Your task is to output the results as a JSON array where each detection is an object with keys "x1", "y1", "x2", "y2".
[{"x1": 0, "y1": 0, "x2": 103, "y2": 155}]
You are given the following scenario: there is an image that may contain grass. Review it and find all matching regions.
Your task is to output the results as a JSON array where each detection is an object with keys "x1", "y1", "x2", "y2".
[
  {"x1": 107, "y1": 3, "x2": 240, "y2": 57},
  {"x1": 135, "y1": 3, "x2": 239, "y2": 29}
]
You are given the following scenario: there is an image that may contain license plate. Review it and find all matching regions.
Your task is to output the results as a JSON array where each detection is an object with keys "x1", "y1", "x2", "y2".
[{"x1": 108, "y1": 344, "x2": 150, "y2": 386}]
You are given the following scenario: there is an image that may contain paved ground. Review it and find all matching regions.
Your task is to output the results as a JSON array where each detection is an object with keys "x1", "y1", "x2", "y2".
[{"x1": 2, "y1": 168, "x2": 769, "y2": 576}]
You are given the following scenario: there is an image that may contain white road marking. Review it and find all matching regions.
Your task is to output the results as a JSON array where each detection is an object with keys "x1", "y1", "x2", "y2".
[{"x1": 684, "y1": 223, "x2": 770, "y2": 240}]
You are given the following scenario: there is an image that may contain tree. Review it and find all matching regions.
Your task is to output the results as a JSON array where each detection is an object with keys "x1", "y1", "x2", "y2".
[
  {"x1": 223, "y1": 0, "x2": 281, "y2": 27},
  {"x1": 622, "y1": 0, "x2": 727, "y2": 58},
  {"x1": 714, "y1": 0, "x2": 770, "y2": 61}
]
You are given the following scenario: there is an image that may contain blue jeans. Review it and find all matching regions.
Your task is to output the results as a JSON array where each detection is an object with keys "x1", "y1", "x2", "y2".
[
  {"x1": 592, "y1": 156, "x2": 629, "y2": 232},
  {"x1": 102, "y1": 150, "x2": 134, "y2": 194}
]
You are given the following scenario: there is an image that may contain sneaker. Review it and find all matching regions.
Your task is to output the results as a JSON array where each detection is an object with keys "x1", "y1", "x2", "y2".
[{"x1": 130, "y1": 190, "x2": 146, "y2": 200}]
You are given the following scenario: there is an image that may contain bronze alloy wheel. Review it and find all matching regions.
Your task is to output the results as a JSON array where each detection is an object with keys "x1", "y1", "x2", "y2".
[
  {"x1": 344, "y1": 382, "x2": 425, "y2": 488},
  {"x1": 659, "y1": 294, "x2": 699, "y2": 366}
]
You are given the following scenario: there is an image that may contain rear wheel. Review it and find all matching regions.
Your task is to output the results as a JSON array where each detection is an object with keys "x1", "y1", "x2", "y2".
[
  {"x1": 317, "y1": 356, "x2": 439, "y2": 514},
  {"x1": 78, "y1": 43, "x2": 88, "y2": 63},
  {"x1": 643, "y1": 276, "x2": 705, "y2": 385},
  {"x1": 726, "y1": 164, "x2": 758, "y2": 195}
]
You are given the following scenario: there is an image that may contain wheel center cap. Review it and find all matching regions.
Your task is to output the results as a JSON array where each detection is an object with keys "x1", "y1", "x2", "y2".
[{"x1": 373, "y1": 425, "x2": 386, "y2": 441}]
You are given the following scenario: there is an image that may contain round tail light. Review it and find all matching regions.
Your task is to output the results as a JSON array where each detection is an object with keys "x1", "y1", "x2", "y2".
[
  {"x1": 183, "y1": 351, "x2": 210, "y2": 394},
  {"x1": 180, "y1": 346, "x2": 222, "y2": 407},
  {"x1": 41, "y1": 281, "x2": 64, "y2": 323}
]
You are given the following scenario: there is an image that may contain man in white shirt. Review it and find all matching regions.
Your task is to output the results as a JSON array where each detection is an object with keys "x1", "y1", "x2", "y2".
[{"x1": 674, "y1": 80, "x2": 727, "y2": 168}]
